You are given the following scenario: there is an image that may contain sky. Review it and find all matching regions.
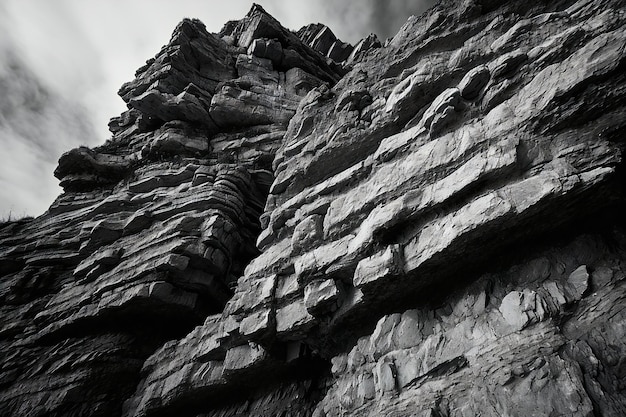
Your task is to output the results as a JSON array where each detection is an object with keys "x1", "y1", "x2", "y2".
[{"x1": 0, "y1": 0, "x2": 436, "y2": 219}]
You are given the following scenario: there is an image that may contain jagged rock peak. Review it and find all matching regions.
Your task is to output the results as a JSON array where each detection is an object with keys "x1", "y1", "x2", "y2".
[{"x1": 247, "y1": 2, "x2": 269, "y2": 17}]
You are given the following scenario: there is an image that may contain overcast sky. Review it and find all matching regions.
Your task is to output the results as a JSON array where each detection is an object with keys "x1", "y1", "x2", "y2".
[{"x1": 0, "y1": 0, "x2": 436, "y2": 219}]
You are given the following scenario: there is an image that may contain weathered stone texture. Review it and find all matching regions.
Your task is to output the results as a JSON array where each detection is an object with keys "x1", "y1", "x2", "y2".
[{"x1": 1, "y1": 0, "x2": 625, "y2": 416}]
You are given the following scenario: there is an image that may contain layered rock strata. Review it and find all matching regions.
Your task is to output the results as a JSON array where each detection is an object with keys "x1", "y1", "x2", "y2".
[{"x1": 1, "y1": 0, "x2": 626, "y2": 416}]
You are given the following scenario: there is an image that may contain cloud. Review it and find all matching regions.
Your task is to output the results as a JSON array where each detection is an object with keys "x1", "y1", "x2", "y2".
[
  {"x1": 0, "y1": 49, "x2": 95, "y2": 218},
  {"x1": 0, "y1": 129, "x2": 62, "y2": 219},
  {"x1": 263, "y1": 0, "x2": 438, "y2": 43},
  {"x1": 369, "y1": 0, "x2": 439, "y2": 40}
]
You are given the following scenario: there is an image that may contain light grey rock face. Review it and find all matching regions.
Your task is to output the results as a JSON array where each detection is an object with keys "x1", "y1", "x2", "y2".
[
  {"x1": 315, "y1": 235, "x2": 626, "y2": 417},
  {"x1": 2, "y1": 0, "x2": 626, "y2": 416},
  {"x1": 0, "y1": 6, "x2": 351, "y2": 417}
]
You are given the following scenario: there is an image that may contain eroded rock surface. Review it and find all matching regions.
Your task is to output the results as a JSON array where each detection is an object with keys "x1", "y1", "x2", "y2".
[{"x1": 1, "y1": 0, "x2": 626, "y2": 416}]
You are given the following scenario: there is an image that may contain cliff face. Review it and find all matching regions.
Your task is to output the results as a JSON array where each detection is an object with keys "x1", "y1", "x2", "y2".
[{"x1": 1, "y1": 0, "x2": 626, "y2": 416}]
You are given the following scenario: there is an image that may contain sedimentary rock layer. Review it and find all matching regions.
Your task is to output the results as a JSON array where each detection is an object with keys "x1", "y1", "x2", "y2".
[{"x1": 1, "y1": 0, "x2": 625, "y2": 416}]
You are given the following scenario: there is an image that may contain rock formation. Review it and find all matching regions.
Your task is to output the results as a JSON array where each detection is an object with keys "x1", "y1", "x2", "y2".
[{"x1": 1, "y1": 0, "x2": 626, "y2": 416}]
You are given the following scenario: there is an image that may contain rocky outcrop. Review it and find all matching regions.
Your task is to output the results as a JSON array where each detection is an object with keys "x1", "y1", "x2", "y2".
[{"x1": 1, "y1": 0, "x2": 626, "y2": 416}]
